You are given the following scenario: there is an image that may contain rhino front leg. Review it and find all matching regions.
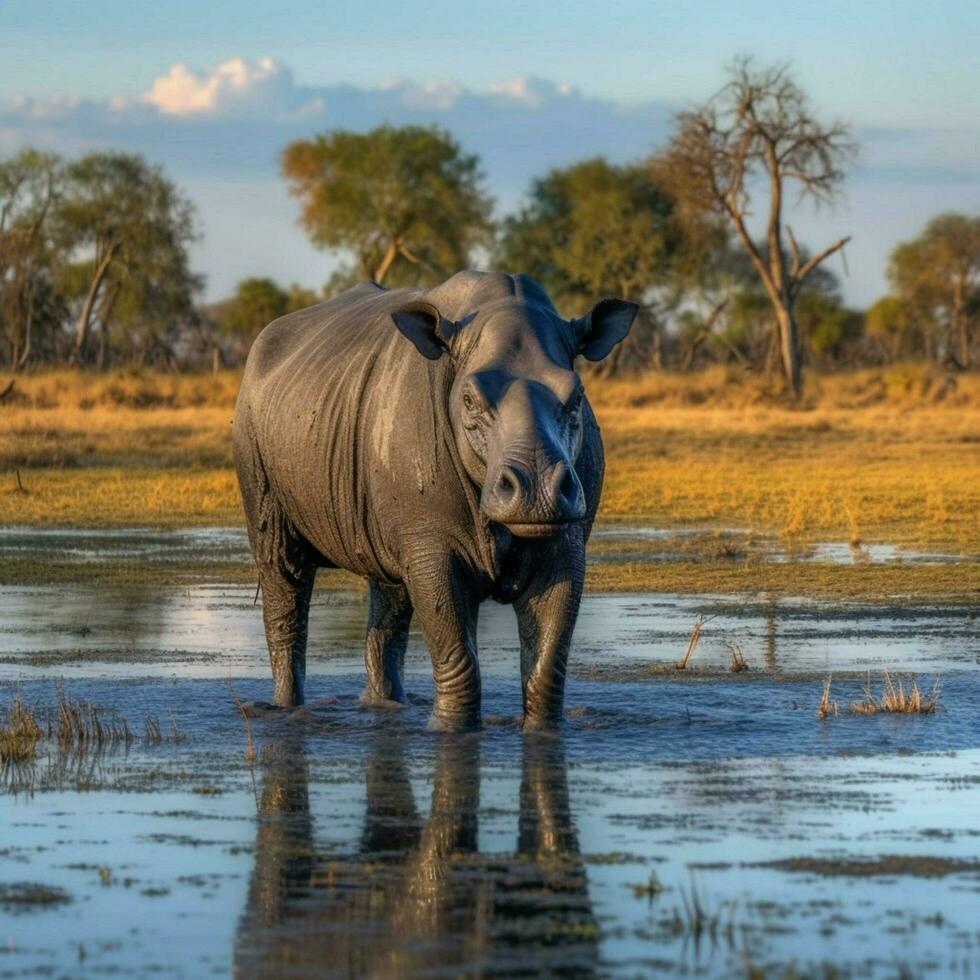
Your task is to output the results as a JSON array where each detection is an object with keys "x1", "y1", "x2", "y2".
[
  {"x1": 514, "y1": 532, "x2": 586, "y2": 730},
  {"x1": 406, "y1": 553, "x2": 481, "y2": 731},
  {"x1": 361, "y1": 579, "x2": 413, "y2": 706}
]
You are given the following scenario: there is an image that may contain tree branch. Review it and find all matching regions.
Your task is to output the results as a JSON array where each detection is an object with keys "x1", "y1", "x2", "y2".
[
  {"x1": 787, "y1": 225, "x2": 802, "y2": 278},
  {"x1": 793, "y1": 235, "x2": 851, "y2": 293}
]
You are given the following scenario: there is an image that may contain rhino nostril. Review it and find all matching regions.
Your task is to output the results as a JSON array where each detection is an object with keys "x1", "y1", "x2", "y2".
[{"x1": 496, "y1": 468, "x2": 520, "y2": 506}]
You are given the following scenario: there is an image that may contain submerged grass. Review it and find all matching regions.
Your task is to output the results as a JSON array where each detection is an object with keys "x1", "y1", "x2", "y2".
[
  {"x1": 850, "y1": 672, "x2": 941, "y2": 715},
  {"x1": 675, "y1": 616, "x2": 708, "y2": 669},
  {"x1": 1, "y1": 688, "x2": 184, "y2": 772},
  {"x1": 817, "y1": 677, "x2": 840, "y2": 721},
  {"x1": 818, "y1": 672, "x2": 941, "y2": 719},
  {"x1": 55, "y1": 687, "x2": 135, "y2": 749},
  {"x1": 726, "y1": 641, "x2": 749, "y2": 673}
]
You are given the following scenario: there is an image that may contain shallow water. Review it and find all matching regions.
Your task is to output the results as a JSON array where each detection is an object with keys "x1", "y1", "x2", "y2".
[
  {"x1": 2, "y1": 582, "x2": 977, "y2": 680},
  {"x1": 2, "y1": 677, "x2": 978, "y2": 978},
  {"x1": 3, "y1": 523, "x2": 972, "y2": 569},
  {"x1": 1, "y1": 530, "x2": 979, "y2": 977}
]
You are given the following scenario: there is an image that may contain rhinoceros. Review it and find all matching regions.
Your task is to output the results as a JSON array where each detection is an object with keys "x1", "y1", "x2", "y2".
[{"x1": 233, "y1": 271, "x2": 636, "y2": 730}]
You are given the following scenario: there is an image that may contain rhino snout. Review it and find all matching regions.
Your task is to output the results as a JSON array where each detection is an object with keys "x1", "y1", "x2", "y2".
[{"x1": 482, "y1": 458, "x2": 586, "y2": 537}]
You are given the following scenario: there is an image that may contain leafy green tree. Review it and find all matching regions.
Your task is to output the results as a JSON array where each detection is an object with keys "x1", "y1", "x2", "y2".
[
  {"x1": 796, "y1": 292, "x2": 862, "y2": 361},
  {"x1": 58, "y1": 152, "x2": 198, "y2": 364},
  {"x1": 865, "y1": 296, "x2": 920, "y2": 361},
  {"x1": 496, "y1": 158, "x2": 687, "y2": 373},
  {"x1": 0, "y1": 149, "x2": 65, "y2": 369},
  {"x1": 887, "y1": 213, "x2": 980, "y2": 366},
  {"x1": 656, "y1": 57, "x2": 856, "y2": 395},
  {"x1": 215, "y1": 277, "x2": 290, "y2": 341},
  {"x1": 211, "y1": 277, "x2": 321, "y2": 363},
  {"x1": 282, "y1": 125, "x2": 493, "y2": 288}
]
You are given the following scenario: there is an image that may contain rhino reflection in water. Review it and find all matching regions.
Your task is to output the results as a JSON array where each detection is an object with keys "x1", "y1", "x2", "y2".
[{"x1": 234, "y1": 736, "x2": 598, "y2": 977}]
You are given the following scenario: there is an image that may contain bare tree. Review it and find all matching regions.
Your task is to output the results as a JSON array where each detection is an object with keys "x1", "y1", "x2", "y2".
[{"x1": 657, "y1": 57, "x2": 856, "y2": 396}]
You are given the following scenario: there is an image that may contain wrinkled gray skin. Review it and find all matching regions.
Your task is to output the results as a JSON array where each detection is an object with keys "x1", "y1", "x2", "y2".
[{"x1": 233, "y1": 271, "x2": 636, "y2": 730}]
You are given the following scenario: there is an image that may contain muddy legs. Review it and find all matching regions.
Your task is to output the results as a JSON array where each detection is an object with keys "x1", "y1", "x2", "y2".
[
  {"x1": 514, "y1": 533, "x2": 586, "y2": 731},
  {"x1": 259, "y1": 562, "x2": 315, "y2": 708},
  {"x1": 407, "y1": 554, "x2": 482, "y2": 732},
  {"x1": 362, "y1": 580, "x2": 413, "y2": 705}
]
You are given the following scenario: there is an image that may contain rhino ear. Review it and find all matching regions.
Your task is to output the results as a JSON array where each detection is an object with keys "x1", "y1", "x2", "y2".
[
  {"x1": 391, "y1": 301, "x2": 453, "y2": 360},
  {"x1": 572, "y1": 298, "x2": 639, "y2": 361}
]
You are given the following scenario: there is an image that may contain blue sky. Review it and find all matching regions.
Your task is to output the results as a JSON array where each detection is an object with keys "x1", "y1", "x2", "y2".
[{"x1": 1, "y1": 0, "x2": 978, "y2": 305}]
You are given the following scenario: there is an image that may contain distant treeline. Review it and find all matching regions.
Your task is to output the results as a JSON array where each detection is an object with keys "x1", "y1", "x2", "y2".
[{"x1": 1, "y1": 59, "x2": 977, "y2": 393}]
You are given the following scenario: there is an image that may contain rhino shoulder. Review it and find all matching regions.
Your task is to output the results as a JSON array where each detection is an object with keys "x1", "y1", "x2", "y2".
[{"x1": 244, "y1": 282, "x2": 394, "y2": 380}]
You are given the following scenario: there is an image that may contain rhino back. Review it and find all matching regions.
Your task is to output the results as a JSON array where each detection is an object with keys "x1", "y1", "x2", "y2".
[{"x1": 236, "y1": 282, "x2": 491, "y2": 584}]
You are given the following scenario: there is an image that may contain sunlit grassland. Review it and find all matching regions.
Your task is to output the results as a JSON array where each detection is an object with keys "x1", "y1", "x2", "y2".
[{"x1": 2, "y1": 365, "x2": 979, "y2": 599}]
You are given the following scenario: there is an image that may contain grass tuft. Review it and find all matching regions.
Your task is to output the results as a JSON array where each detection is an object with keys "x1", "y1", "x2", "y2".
[
  {"x1": 817, "y1": 676, "x2": 840, "y2": 720},
  {"x1": 0, "y1": 695, "x2": 44, "y2": 765},
  {"x1": 726, "y1": 641, "x2": 749, "y2": 673},
  {"x1": 675, "y1": 615, "x2": 708, "y2": 670},
  {"x1": 850, "y1": 672, "x2": 941, "y2": 715}
]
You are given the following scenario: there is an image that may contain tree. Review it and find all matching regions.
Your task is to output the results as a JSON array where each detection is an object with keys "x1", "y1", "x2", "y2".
[
  {"x1": 887, "y1": 213, "x2": 980, "y2": 367},
  {"x1": 656, "y1": 57, "x2": 856, "y2": 395},
  {"x1": 0, "y1": 150, "x2": 65, "y2": 370},
  {"x1": 281, "y1": 125, "x2": 493, "y2": 288},
  {"x1": 496, "y1": 158, "x2": 690, "y2": 373},
  {"x1": 215, "y1": 277, "x2": 290, "y2": 341},
  {"x1": 796, "y1": 291, "x2": 862, "y2": 362},
  {"x1": 865, "y1": 296, "x2": 921, "y2": 361},
  {"x1": 57, "y1": 153, "x2": 198, "y2": 364},
  {"x1": 211, "y1": 277, "x2": 320, "y2": 365}
]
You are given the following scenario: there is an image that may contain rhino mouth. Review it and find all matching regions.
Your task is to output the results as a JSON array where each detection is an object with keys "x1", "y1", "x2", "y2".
[{"x1": 501, "y1": 521, "x2": 568, "y2": 539}]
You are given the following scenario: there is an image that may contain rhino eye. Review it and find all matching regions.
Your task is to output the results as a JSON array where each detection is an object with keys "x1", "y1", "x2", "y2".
[{"x1": 463, "y1": 392, "x2": 476, "y2": 412}]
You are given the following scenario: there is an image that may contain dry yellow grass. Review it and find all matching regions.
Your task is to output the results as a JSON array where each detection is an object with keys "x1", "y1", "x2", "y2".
[
  {"x1": 592, "y1": 367, "x2": 980, "y2": 554},
  {"x1": 1, "y1": 366, "x2": 979, "y2": 595},
  {"x1": 0, "y1": 695, "x2": 43, "y2": 765}
]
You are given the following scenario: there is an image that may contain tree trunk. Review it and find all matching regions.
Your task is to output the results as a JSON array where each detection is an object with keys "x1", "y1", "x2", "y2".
[
  {"x1": 16, "y1": 290, "x2": 33, "y2": 372},
  {"x1": 764, "y1": 322, "x2": 779, "y2": 379},
  {"x1": 681, "y1": 331, "x2": 706, "y2": 372},
  {"x1": 373, "y1": 240, "x2": 400, "y2": 285},
  {"x1": 96, "y1": 323, "x2": 107, "y2": 370},
  {"x1": 953, "y1": 275, "x2": 970, "y2": 367},
  {"x1": 212, "y1": 344, "x2": 221, "y2": 375},
  {"x1": 72, "y1": 247, "x2": 115, "y2": 364},
  {"x1": 776, "y1": 306, "x2": 802, "y2": 398}
]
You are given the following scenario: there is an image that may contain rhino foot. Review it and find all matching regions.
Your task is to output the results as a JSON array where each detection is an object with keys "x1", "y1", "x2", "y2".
[
  {"x1": 426, "y1": 711, "x2": 482, "y2": 733},
  {"x1": 358, "y1": 687, "x2": 408, "y2": 710}
]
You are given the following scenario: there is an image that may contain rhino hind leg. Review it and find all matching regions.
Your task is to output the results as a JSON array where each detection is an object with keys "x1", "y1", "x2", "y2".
[
  {"x1": 361, "y1": 579, "x2": 413, "y2": 707},
  {"x1": 258, "y1": 558, "x2": 316, "y2": 708},
  {"x1": 235, "y1": 408, "x2": 317, "y2": 709}
]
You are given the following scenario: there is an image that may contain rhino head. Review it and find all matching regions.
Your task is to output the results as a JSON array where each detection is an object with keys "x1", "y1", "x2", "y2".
[{"x1": 392, "y1": 284, "x2": 637, "y2": 538}]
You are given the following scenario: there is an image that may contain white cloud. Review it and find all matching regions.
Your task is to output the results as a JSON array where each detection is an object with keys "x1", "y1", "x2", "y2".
[
  {"x1": 486, "y1": 76, "x2": 577, "y2": 107},
  {"x1": 141, "y1": 56, "x2": 306, "y2": 118},
  {"x1": 0, "y1": 56, "x2": 976, "y2": 305}
]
